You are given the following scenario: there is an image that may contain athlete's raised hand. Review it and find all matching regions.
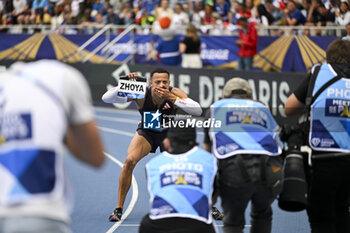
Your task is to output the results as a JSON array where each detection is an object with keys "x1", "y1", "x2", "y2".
[
  {"x1": 125, "y1": 73, "x2": 139, "y2": 79},
  {"x1": 154, "y1": 87, "x2": 176, "y2": 102}
]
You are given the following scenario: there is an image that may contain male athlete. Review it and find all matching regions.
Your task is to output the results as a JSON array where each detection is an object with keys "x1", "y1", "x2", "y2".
[{"x1": 102, "y1": 68, "x2": 202, "y2": 221}]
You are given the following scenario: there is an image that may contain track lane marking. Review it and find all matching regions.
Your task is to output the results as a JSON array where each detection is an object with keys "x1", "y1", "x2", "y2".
[
  {"x1": 104, "y1": 152, "x2": 139, "y2": 233},
  {"x1": 98, "y1": 126, "x2": 135, "y2": 137},
  {"x1": 95, "y1": 106, "x2": 139, "y2": 116},
  {"x1": 96, "y1": 115, "x2": 139, "y2": 124},
  {"x1": 98, "y1": 125, "x2": 138, "y2": 233}
]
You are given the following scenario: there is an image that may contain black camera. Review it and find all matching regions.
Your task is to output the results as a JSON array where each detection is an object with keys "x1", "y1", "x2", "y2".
[{"x1": 278, "y1": 125, "x2": 308, "y2": 212}]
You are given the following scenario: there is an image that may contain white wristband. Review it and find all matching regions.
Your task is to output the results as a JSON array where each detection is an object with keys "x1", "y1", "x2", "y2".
[{"x1": 174, "y1": 97, "x2": 203, "y2": 116}]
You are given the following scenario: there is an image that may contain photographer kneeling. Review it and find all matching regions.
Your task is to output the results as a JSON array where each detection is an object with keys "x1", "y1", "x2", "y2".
[
  {"x1": 285, "y1": 39, "x2": 350, "y2": 233},
  {"x1": 204, "y1": 78, "x2": 284, "y2": 233}
]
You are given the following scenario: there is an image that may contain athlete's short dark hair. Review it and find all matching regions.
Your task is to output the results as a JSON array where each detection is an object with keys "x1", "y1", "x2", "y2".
[{"x1": 151, "y1": 68, "x2": 170, "y2": 79}]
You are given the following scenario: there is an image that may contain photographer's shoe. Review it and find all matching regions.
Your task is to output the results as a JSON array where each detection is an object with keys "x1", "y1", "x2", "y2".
[
  {"x1": 211, "y1": 206, "x2": 224, "y2": 220},
  {"x1": 109, "y1": 208, "x2": 123, "y2": 222}
]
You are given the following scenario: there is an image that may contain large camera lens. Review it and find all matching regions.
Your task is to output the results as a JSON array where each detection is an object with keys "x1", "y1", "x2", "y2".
[{"x1": 278, "y1": 152, "x2": 307, "y2": 212}]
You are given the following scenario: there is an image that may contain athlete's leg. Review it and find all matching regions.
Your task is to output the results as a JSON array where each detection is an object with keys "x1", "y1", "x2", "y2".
[{"x1": 117, "y1": 132, "x2": 152, "y2": 209}]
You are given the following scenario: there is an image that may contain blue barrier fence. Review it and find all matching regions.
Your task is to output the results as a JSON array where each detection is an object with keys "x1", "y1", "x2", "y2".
[{"x1": 0, "y1": 33, "x2": 337, "y2": 72}]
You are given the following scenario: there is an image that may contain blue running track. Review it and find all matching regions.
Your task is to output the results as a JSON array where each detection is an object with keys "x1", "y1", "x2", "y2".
[{"x1": 64, "y1": 107, "x2": 311, "y2": 233}]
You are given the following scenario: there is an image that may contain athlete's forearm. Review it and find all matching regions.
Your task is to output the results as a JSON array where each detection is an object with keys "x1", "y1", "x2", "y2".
[
  {"x1": 102, "y1": 87, "x2": 128, "y2": 103},
  {"x1": 174, "y1": 97, "x2": 203, "y2": 116}
]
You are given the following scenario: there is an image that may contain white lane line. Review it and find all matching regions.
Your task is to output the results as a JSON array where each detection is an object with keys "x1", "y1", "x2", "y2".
[
  {"x1": 95, "y1": 106, "x2": 139, "y2": 116},
  {"x1": 98, "y1": 126, "x2": 135, "y2": 137},
  {"x1": 98, "y1": 125, "x2": 138, "y2": 233},
  {"x1": 97, "y1": 126, "x2": 204, "y2": 137},
  {"x1": 98, "y1": 125, "x2": 203, "y2": 137},
  {"x1": 95, "y1": 107, "x2": 204, "y2": 136},
  {"x1": 116, "y1": 224, "x2": 141, "y2": 227},
  {"x1": 96, "y1": 115, "x2": 139, "y2": 124},
  {"x1": 111, "y1": 224, "x2": 250, "y2": 228},
  {"x1": 104, "y1": 152, "x2": 139, "y2": 233}
]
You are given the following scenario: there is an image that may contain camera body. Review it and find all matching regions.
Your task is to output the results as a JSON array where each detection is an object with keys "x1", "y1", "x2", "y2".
[{"x1": 278, "y1": 124, "x2": 308, "y2": 212}]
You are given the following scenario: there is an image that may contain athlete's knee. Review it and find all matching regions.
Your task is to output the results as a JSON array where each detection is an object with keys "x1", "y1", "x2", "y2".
[{"x1": 123, "y1": 157, "x2": 138, "y2": 170}]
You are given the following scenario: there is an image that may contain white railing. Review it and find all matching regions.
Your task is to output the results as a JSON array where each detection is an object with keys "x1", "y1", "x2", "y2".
[
  {"x1": 77, "y1": 24, "x2": 112, "y2": 63},
  {"x1": 101, "y1": 24, "x2": 136, "y2": 63},
  {"x1": 1, "y1": 23, "x2": 344, "y2": 65},
  {"x1": 255, "y1": 25, "x2": 345, "y2": 37},
  {"x1": 75, "y1": 24, "x2": 137, "y2": 64},
  {"x1": 0, "y1": 24, "x2": 346, "y2": 37}
]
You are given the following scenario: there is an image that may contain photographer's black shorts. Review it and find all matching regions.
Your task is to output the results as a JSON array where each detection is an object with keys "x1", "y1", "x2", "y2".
[
  {"x1": 136, "y1": 128, "x2": 167, "y2": 153},
  {"x1": 218, "y1": 154, "x2": 283, "y2": 192},
  {"x1": 139, "y1": 215, "x2": 216, "y2": 233}
]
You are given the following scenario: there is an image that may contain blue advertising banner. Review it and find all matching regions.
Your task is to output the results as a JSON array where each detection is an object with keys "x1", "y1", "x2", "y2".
[
  {"x1": 0, "y1": 60, "x2": 305, "y2": 125},
  {"x1": 200, "y1": 35, "x2": 237, "y2": 67},
  {"x1": 0, "y1": 33, "x2": 337, "y2": 72}
]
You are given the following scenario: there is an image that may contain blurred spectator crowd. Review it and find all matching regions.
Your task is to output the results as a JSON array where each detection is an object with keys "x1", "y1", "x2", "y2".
[{"x1": 0, "y1": 0, "x2": 349, "y2": 35}]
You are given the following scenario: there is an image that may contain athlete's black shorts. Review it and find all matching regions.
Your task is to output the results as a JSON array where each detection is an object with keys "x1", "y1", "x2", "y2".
[
  {"x1": 139, "y1": 214, "x2": 216, "y2": 233},
  {"x1": 136, "y1": 128, "x2": 167, "y2": 153}
]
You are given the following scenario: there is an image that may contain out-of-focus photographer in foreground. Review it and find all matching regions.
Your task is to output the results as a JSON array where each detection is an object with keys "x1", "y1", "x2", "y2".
[
  {"x1": 204, "y1": 78, "x2": 284, "y2": 233},
  {"x1": 285, "y1": 39, "x2": 350, "y2": 233}
]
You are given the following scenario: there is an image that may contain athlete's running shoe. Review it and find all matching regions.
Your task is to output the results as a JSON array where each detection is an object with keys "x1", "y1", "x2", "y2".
[
  {"x1": 211, "y1": 206, "x2": 224, "y2": 220},
  {"x1": 109, "y1": 208, "x2": 123, "y2": 222}
]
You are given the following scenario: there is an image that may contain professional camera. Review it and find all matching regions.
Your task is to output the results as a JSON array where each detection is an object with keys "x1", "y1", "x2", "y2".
[{"x1": 278, "y1": 124, "x2": 308, "y2": 212}]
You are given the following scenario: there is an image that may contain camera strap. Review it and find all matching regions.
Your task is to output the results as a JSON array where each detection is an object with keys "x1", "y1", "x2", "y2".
[
  {"x1": 305, "y1": 64, "x2": 321, "y2": 110},
  {"x1": 305, "y1": 65, "x2": 341, "y2": 111},
  {"x1": 308, "y1": 76, "x2": 341, "y2": 107}
]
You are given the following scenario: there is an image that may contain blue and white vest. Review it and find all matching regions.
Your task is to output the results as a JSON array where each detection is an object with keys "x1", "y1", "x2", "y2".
[
  {"x1": 0, "y1": 60, "x2": 94, "y2": 222},
  {"x1": 0, "y1": 67, "x2": 67, "y2": 207},
  {"x1": 309, "y1": 63, "x2": 350, "y2": 152},
  {"x1": 210, "y1": 98, "x2": 283, "y2": 159},
  {"x1": 146, "y1": 146, "x2": 217, "y2": 224}
]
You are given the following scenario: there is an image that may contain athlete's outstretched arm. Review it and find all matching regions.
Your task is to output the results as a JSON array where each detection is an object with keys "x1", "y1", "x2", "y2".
[
  {"x1": 102, "y1": 86, "x2": 128, "y2": 103},
  {"x1": 155, "y1": 87, "x2": 203, "y2": 116},
  {"x1": 174, "y1": 97, "x2": 203, "y2": 116}
]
